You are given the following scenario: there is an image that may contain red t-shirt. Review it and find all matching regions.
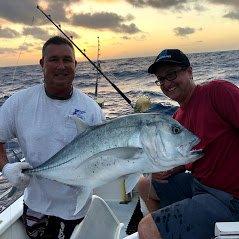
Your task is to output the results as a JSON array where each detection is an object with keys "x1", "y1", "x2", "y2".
[{"x1": 174, "y1": 80, "x2": 239, "y2": 198}]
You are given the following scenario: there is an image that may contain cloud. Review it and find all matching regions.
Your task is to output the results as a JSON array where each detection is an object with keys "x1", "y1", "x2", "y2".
[
  {"x1": 209, "y1": 0, "x2": 239, "y2": 21},
  {"x1": 0, "y1": 27, "x2": 20, "y2": 38},
  {"x1": 174, "y1": 27, "x2": 195, "y2": 37},
  {"x1": 93, "y1": 0, "x2": 119, "y2": 2},
  {"x1": 23, "y1": 27, "x2": 51, "y2": 41},
  {"x1": 207, "y1": 0, "x2": 239, "y2": 8},
  {"x1": 0, "y1": 0, "x2": 38, "y2": 25},
  {"x1": 121, "y1": 33, "x2": 147, "y2": 41},
  {"x1": 45, "y1": 1, "x2": 69, "y2": 23},
  {"x1": 59, "y1": 30, "x2": 80, "y2": 39},
  {"x1": 193, "y1": 3, "x2": 207, "y2": 11},
  {"x1": 39, "y1": 1, "x2": 82, "y2": 24},
  {"x1": 118, "y1": 23, "x2": 140, "y2": 33},
  {"x1": 18, "y1": 43, "x2": 34, "y2": 51},
  {"x1": 223, "y1": 11, "x2": 239, "y2": 20},
  {"x1": 121, "y1": 36, "x2": 131, "y2": 40},
  {"x1": 71, "y1": 12, "x2": 140, "y2": 33},
  {"x1": 207, "y1": 1, "x2": 239, "y2": 20},
  {"x1": 0, "y1": 43, "x2": 34, "y2": 54},
  {"x1": 126, "y1": 0, "x2": 189, "y2": 9},
  {"x1": 0, "y1": 47, "x2": 17, "y2": 54},
  {"x1": 135, "y1": 34, "x2": 147, "y2": 40},
  {"x1": 0, "y1": 0, "x2": 81, "y2": 25}
]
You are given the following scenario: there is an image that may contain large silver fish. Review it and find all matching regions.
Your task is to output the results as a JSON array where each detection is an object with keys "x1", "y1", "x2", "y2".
[{"x1": 25, "y1": 113, "x2": 203, "y2": 214}]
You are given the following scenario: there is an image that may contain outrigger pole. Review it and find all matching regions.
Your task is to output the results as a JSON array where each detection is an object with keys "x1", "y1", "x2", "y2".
[
  {"x1": 37, "y1": 5, "x2": 133, "y2": 108},
  {"x1": 95, "y1": 36, "x2": 100, "y2": 97}
]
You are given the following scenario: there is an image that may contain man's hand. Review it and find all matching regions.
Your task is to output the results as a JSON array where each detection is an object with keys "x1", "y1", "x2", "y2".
[
  {"x1": 2, "y1": 162, "x2": 32, "y2": 189},
  {"x1": 152, "y1": 165, "x2": 185, "y2": 182}
]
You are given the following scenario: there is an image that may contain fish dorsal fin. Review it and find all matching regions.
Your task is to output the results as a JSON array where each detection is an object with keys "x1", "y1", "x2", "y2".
[{"x1": 68, "y1": 115, "x2": 91, "y2": 134}]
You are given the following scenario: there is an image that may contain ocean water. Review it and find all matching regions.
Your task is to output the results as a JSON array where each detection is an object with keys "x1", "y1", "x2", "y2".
[
  {"x1": 0, "y1": 49, "x2": 239, "y2": 159},
  {"x1": 1, "y1": 49, "x2": 239, "y2": 117}
]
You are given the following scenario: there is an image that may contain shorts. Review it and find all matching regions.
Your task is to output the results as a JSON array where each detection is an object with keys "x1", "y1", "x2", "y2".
[
  {"x1": 22, "y1": 204, "x2": 84, "y2": 239},
  {"x1": 151, "y1": 172, "x2": 239, "y2": 239}
]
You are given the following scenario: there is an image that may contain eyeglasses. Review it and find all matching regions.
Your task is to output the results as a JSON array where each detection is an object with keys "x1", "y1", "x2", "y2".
[{"x1": 155, "y1": 68, "x2": 186, "y2": 86}]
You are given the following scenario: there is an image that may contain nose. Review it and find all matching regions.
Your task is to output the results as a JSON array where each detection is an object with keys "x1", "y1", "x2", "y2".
[
  {"x1": 162, "y1": 79, "x2": 173, "y2": 88},
  {"x1": 56, "y1": 59, "x2": 66, "y2": 69}
]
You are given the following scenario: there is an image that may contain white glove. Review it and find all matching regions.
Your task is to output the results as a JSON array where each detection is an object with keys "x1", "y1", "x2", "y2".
[{"x1": 2, "y1": 162, "x2": 32, "y2": 189}]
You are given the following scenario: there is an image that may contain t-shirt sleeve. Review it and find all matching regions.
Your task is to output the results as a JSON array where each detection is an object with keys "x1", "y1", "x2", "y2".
[
  {"x1": 0, "y1": 96, "x2": 17, "y2": 142},
  {"x1": 93, "y1": 104, "x2": 106, "y2": 124},
  {"x1": 210, "y1": 81, "x2": 239, "y2": 129}
]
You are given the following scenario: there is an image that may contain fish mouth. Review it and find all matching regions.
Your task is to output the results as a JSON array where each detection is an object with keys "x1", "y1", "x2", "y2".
[
  {"x1": 178, "y1": 147, "x2": 203, "y2": 159},
  {"x1": 177, "y1": 137, "x2": 203, "y2": 159},
  {"x1": 189, "y1": 137, "x2": 203, "y2": 158},
  {"x1": 190, "y1": 137, "x2": 200, "y2": 148},
  {"x1": 188, "y1": 148, "x2": 204, "y2": 159}
]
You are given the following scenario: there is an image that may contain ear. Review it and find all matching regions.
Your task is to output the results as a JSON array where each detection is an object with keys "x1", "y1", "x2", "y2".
[
  {"x1": 187, "y1": 66, "x2": 192, "y2": 74},
  {"x1": 40, "y1": 58, "x2": 44, "y2": 68},
  {"x1": 186, "y1": 66, "x2": 193, "y2": 78}
]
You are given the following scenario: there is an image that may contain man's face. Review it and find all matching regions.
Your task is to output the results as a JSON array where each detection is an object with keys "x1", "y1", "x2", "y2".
[
  {"x1": 154, "y1": 65, "x2": 193, "y2": 104},
  {"x1": 40, "y1": 44, "x2": 77, "y2": 92}
]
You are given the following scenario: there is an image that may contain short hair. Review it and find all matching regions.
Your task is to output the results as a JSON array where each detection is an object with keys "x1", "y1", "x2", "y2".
[{"x1": 42, "y1": 36, "x2": 75, "y2": 57}]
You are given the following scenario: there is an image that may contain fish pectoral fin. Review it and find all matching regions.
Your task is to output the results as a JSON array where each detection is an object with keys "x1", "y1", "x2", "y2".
[
  {"x1": 117, "y1": 147, "x2": 144, "y2": 160},
  {"x1": 68, "y1": 115, "x2": 91, "y2": 135},
  {"x1": 124, "y1": 173, "x2": 142, "y2": 194},
  {"x1": 89, "y1": 147, "x2": 143, "y2": 161},
  {"x1": 74, "y1": 186, "x2": 92, "y2": 215}
]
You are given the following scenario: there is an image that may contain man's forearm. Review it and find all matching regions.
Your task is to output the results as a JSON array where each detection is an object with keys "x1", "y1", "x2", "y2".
[{"x1": 0, "y1": 143, "x2": 8, "y2": 171}]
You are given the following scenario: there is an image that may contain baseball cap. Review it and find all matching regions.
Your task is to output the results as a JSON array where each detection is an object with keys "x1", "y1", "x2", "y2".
[{"x1": 148, "y1": 49, "x2": 190, "y2": 74}]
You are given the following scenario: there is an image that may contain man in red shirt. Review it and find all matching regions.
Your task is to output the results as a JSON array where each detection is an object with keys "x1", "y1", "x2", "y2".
[{"x1": 137, "y1": 49, "x2": 239, "y2": 239}]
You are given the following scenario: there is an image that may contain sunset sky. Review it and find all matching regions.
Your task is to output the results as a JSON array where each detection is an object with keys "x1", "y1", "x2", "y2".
[{"x1": 0, "y1": 0, "x2": 239, "y2": 67}]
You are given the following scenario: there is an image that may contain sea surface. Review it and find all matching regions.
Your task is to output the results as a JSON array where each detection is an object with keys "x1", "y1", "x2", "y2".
[{"x1": 0, "y1": 49, "x2": 239, "y2": 160}]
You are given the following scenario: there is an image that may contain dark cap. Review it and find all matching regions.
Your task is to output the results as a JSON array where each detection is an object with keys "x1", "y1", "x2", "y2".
[{"x1": 148, "y1": 49, "x2": 190, "y2": 74}]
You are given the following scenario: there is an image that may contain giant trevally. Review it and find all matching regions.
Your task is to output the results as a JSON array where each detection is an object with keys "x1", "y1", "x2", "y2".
[{"x1": 24, "y1": 113, "x2": 203, "y2": 214}]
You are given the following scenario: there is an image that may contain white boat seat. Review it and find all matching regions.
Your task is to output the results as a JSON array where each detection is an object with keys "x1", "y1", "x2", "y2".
[
  {"x1": 0, "y1": 196, "x2": 30, "y2": 239},
  {"x1": 123, "y1": 232, "x2": 139, "y2": 239},
  {"x1": 214, "y1": 222, "x2": 239, "y2": 238},
  {"x1": 70, "y1": 195, "x2": 124, "y2": 239}
]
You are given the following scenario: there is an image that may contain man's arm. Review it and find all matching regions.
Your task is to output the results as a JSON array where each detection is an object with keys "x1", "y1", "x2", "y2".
[
  {"x1": 152, "y1": 165, "x2": 185, "y2": 181},
  {"x1": 0, "y1": 142, "x2": 8, "y2": 171},
  {"x1": 212, "y1": 81, "x2": 239, "y2": 128}
]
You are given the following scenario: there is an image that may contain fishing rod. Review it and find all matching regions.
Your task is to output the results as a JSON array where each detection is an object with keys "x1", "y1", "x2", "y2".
[
  {"x1": 95, "y1": 36, "x2": 100, "y2": 97},
  {"x1": 36, "y1": 5, "x2": 133, "y2": 108}
]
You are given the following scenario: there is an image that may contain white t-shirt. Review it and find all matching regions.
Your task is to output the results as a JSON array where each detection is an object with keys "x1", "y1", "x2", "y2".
[{"x1": 0, "y1": 84, "x2": 105, "y2": 219}]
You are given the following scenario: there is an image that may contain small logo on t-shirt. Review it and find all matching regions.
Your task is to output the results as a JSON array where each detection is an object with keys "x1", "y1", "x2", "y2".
[{"x1": 72, "y1": 109, "x2": 86, "y2": 120}]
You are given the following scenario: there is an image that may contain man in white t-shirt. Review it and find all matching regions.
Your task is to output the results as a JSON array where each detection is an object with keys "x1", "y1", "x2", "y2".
[{"x1": 0, "y1": 36, "x2": 105, "y2": 238}]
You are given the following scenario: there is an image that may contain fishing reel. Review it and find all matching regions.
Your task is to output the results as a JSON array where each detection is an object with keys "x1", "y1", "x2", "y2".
[{"x1": 134, "y1": 96, "x2": 151, "y2": 113}]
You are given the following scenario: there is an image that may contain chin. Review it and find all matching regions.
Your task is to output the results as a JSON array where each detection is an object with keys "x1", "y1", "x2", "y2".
[{"x1": 166, "y1": 92, "x2": 177, "y2": 100}]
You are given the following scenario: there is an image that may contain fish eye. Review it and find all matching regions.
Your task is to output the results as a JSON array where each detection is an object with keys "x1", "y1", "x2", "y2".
[{"x1": 172, "y1": 125, "x2": 182, "y2": 134}]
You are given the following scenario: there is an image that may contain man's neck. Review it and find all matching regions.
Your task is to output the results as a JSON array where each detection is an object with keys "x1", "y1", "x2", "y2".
[
  {"x1": 44, "y1": 86, "x2": 73, "y2": 100},
  {"x1": 179, "y1": 83, "x2": 196, "y2": 107}
]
